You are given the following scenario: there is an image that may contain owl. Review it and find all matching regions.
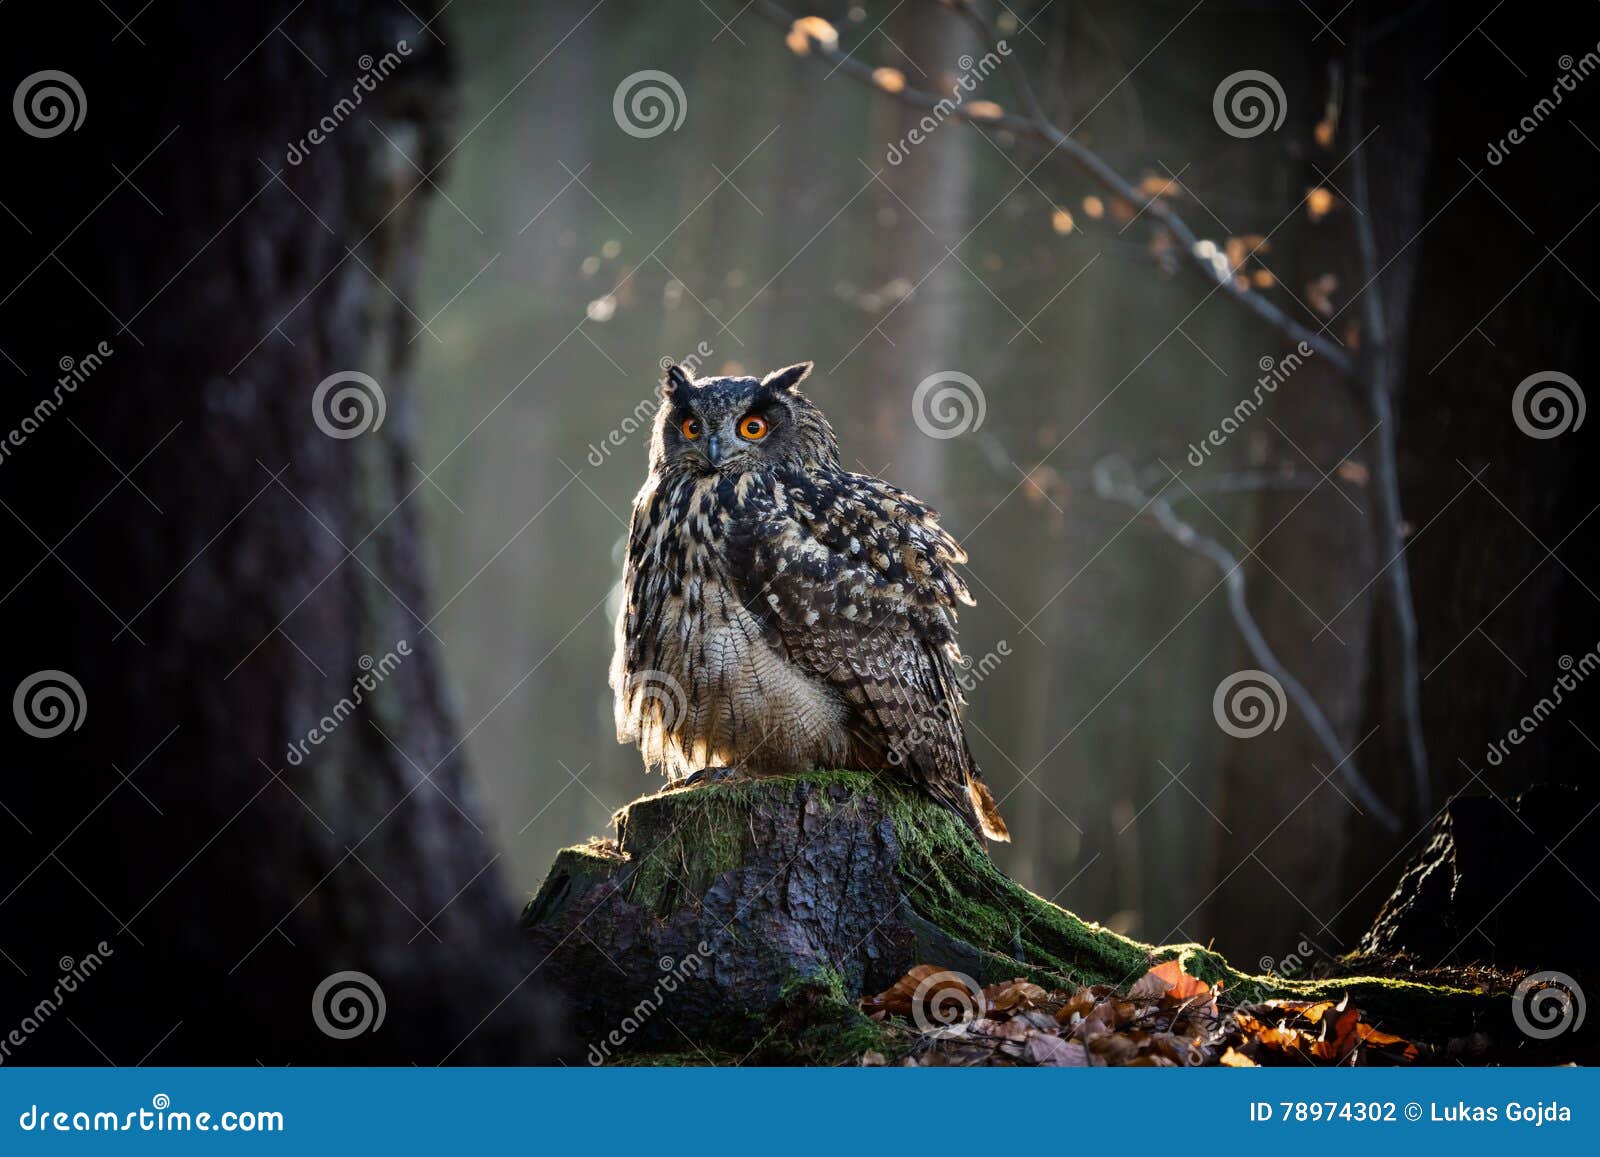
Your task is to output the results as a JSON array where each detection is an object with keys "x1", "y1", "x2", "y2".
[{"x1": 610, "y1": 360, "x2": 1010, "y2": 842}]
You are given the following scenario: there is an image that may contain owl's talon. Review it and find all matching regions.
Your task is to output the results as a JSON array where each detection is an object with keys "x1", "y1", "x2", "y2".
[{"x1": 672, "y1": 765, "x2": 741, "y2": 790}]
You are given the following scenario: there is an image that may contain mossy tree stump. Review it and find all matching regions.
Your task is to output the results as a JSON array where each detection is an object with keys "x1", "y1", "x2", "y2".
[{"x1": 523, "y1": 772, "x2": 1508, "y2": 1064}]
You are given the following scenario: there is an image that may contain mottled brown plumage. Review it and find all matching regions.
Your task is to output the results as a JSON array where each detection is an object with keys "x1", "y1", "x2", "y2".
[{"x1": 610, "y1": 361, "x2": 1009, "y2": 841}]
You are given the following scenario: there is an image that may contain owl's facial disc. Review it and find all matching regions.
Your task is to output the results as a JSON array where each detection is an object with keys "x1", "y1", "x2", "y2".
[{"x1": 656, "y1": 361, "x2": 829, "y2": 476}]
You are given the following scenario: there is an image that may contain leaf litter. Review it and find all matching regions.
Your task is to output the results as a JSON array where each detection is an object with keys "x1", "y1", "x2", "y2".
[{"x1": 858, "y1": 959, "x2": 1433, "y2": 1067}]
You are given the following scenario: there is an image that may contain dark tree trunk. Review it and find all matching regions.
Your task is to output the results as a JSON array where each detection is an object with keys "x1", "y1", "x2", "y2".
[
  {"x1": 1337, "y1": 0, "x2": 1600, "y2": 944},
  {"x1": 0, "y1": 2, "x2": 561, "y2": 1063}
]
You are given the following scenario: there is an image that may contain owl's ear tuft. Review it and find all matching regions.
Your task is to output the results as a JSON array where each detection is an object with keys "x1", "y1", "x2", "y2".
[
  {"x1": 660, "y1": 362, "x2": 693, "y2": 400},
  {"x1": 761, "y1": 362, "x2": 814, "y2": 392}
]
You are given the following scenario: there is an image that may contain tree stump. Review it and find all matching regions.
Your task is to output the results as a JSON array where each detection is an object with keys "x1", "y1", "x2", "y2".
[{"x1": 523, "y1": 772, "x2": 1511, "y2": 1064}]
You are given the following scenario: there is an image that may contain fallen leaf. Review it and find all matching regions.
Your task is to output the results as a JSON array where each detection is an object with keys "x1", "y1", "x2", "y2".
[{"x1": 1027, "y1": 1034, "x2": 1090, "y2": 1066}]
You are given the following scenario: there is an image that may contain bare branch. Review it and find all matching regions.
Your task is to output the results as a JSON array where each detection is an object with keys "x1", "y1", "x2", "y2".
[
  {"x1": 1093, "y1": 454, "x2": 1402, "y2": 833},
  {"x1": 753, "y1": 0, "x2": 1355, "y2": 376}
]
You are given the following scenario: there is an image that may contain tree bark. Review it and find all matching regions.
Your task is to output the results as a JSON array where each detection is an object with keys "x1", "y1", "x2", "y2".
[{"x1": 0, "y1": 2, "x2": 561, "y2": 1063}]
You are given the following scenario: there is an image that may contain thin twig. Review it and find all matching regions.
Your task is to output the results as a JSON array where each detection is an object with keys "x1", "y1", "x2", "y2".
[{"x1": 1092, "y1": 455, "x2": 1401, "y2": 832}]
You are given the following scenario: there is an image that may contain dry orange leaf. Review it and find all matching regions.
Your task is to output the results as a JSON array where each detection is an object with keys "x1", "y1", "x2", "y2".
[
  {"x1": 966, "y1": 100, "x2": 1004, "y2": 121},
  {"x1": 1220, "y1": 1046, "x2": 1258, "y2": 1067},
  {"x1": 785, "y1": 15, "x2": 838, "y2": 55},
  {"x1": 871, "y1": 67, "x2": 905, "y2": 93},
  {"x1": 1138, "y1": 173, "x2": 1182, "y2": 199}
]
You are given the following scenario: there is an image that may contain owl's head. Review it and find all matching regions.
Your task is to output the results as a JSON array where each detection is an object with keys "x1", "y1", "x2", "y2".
[{"x1": 650, "y1": 361, "x2": 839, "y2": 476}]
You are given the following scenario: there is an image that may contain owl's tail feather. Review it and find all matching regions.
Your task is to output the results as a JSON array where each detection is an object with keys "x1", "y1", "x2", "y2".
[{"x1": 966, "y1": 774, "x2": 1011, "y2": 843}]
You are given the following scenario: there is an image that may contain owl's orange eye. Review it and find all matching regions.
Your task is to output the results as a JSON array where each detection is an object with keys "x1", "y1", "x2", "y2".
[
  {"x1": 680, "y1": 417, "x2": 702, "y2": 440},
  {"x1": 739, "y1": 415, "x2": 769, "y2": 440}
]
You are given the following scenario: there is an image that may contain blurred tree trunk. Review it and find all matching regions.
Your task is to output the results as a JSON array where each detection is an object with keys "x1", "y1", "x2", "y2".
[{"x1": 0, "y1": 2, "x2": 561, "y2": 1063}]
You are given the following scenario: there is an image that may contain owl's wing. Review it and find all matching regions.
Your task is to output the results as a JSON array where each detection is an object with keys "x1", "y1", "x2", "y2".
[{"x1": 727, "y1": 469, "x2": 1009, "y2": 841}]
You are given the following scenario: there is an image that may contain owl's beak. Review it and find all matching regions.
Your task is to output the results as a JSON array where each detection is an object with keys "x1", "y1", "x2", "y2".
[{"x1": 705, "y1": 433, "x2": 727, "y2": 465}]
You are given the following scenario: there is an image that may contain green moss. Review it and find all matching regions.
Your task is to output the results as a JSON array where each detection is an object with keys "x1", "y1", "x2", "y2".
[{"x1": 619, "y1": 788, "x2": 747, "y2": 916}]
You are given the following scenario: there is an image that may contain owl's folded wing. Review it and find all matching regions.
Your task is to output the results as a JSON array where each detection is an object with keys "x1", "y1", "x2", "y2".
[{"x1": 725, "y1": 470, "x2": 1000, "y2": 833}]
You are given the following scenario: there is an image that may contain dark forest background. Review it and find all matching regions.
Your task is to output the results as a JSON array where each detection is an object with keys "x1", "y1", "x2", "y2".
[{"x1": 0, "y1": 0, "x2": 1595, "y2": 1063}]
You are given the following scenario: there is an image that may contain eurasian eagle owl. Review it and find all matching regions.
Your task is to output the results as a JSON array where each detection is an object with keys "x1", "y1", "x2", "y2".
[{"x1": 610, "y1": 360, "x2": 1009, "y2": 842}]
